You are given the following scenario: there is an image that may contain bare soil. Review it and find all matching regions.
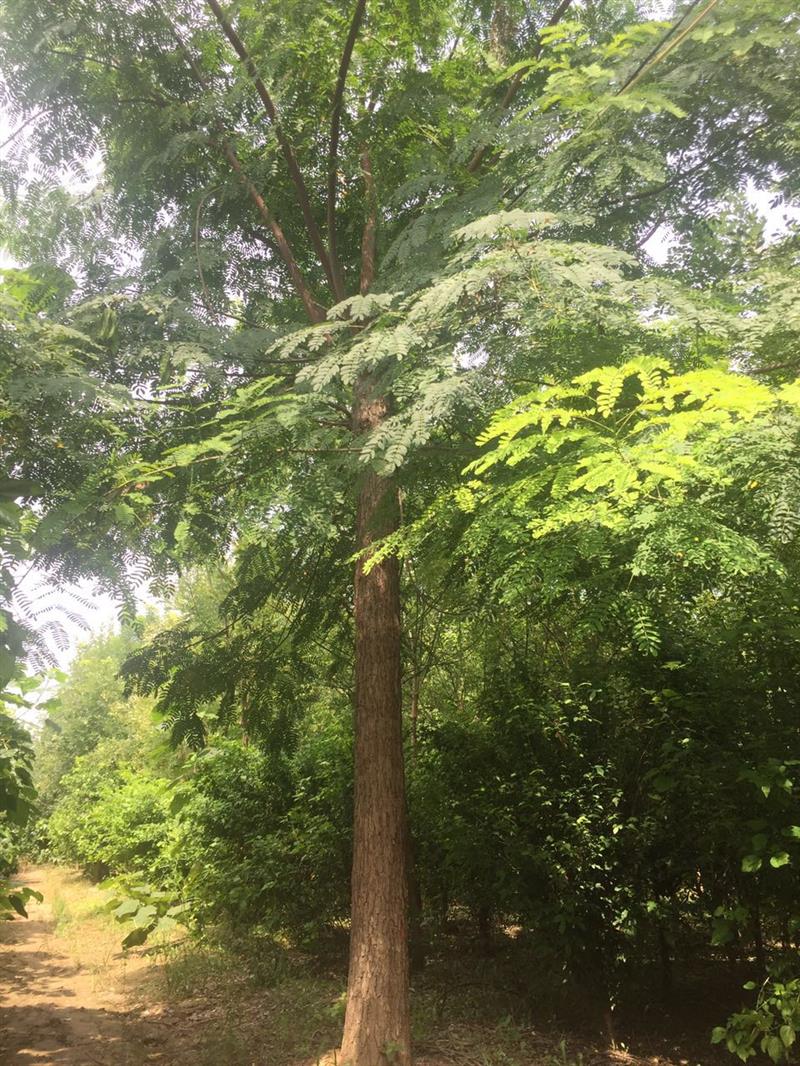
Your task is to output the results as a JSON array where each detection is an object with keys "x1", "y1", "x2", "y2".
[{"x1": 0, "y1": 867, "x2": 166, "y2": 1064}]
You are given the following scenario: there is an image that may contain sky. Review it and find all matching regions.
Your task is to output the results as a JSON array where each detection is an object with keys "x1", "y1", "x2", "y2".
[{"x1": 12, "y1": 569, "x2": 137, "y2": 670}]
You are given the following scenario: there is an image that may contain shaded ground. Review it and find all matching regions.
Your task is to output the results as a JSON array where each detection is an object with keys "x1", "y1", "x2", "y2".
[
  {"x1": 0, "y1": 867, "x2": 164, "y2": 1064},
  {"x1": 0, "y1": 865, "x2": 347, "y2": 1064},
  {"x1": 0, "y1": 866, "x2": 734, "y2": 1065}
]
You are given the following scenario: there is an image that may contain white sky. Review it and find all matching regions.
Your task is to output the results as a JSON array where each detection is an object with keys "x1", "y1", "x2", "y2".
[
  {"x1": 12, "y1": 567, "x2": 142, "y2": 670},
  {"x1": 642, "y1": 183, "x2": 800, "y2": 264}
]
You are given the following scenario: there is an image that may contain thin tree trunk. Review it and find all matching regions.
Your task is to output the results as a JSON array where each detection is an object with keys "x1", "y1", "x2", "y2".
[
  {"x1": 752, "y1": 897, "x2": 766, "y2": 974},
  {"x1": 657, "y1": 919, "x2": 673, "y2": 999},
  {"x1": 406, "y1": 818, "x2": 426, "y2": 975},
  {"x1": 410, "y1": 673, "x2": 420, "y2": 756},
  {"x1": 340, "y1": 379, "x2": 411, "y2": 1066},
  {"x1": 477, "y1": 904, "x2": 493, "y2": 955}
]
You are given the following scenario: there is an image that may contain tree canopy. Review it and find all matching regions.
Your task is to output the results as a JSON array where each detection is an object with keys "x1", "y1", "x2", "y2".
[{"x1": 1, "y1": 1, "x2": 800, "y2": 1063}]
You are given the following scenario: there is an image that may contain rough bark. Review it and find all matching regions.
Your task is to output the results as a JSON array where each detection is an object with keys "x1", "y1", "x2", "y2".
[{"x1": 340, "y1": 380, "x2": 411, "y2": 1066}]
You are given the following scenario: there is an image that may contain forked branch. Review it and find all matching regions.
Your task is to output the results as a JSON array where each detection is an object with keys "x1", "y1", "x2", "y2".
[
  {"x1": 220, "y1": 144, "x2": 326, "y2": 323},
  {"x1": 204, "y1": 0, "x2": 339, "y2": 298},
  {"x1": 156, "y1": 3, "x2": 325, "y2": 323},
  {"x1": 466, "y1": 0, "x2": 573, "y2": 174}
]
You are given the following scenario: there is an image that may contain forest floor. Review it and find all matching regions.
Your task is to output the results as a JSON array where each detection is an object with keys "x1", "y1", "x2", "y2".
[{"x1": 0, "y1": 866, "x2": 733, "y2": 1066}]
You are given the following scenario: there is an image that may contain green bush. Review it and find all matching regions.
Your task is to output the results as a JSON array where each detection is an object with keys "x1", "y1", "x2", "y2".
[
  {"x1": 49, "y1": 748, "x2": 170, "y2": 879},
  {"x1": 164, "y1": 710, "x2": 352, "y2": 939},
  {"x1": 713, "y1": 963, "x2": 800, "y2": 1063}
]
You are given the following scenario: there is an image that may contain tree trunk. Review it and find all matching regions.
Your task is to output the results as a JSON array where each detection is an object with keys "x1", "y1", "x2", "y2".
[
  {"x1": 657, "y1": 919, "x2": 673, "y2": 999},
  {"x1": 340, "y1": 381, "x2": 412, "y2": 1066},
  {"x1": 406, "y1": 819, "x2": 426, "y2": 975},
  {"x1": 752, "y1": 897, "x2": 766, "y2": 975},
  {"x1": 477, "y1": 903, "x2": 493, "y2": 955},
  {"x1": 410, "y1": 673, "x2": 420, "y2": 756}
]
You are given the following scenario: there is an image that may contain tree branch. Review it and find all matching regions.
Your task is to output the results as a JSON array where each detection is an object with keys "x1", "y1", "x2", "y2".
[
  {"x1": 617, "y1": 0, "x2": 718, "y2": 97},
  {"x1": 360, "y1": 150, "x2": 377, "y2": 295},
  {"x1": 466, "y1": 0, "x2": 573, "y2": 174},
  {"x1": 598, "y1": 136, "x2": 748, "y2": 225},
  {"x1": 194, "y1": 187, "x2": 259, "y2": 327},
  {"x1": 327, "y1": 0, "x2": 368, "y2": 301},
  {"x1": 204, "y1": 0, "x2": 338, "y2": 298},
  {"x1": 220, "y1": 142, "x2": 326, "y2": 323},
  {"x1": 154, "y1": 4, "x2": 325, "y2": 324},
  {"x1": 0, "y1": 108, "x2": 46, "y2": 152},
  {"x1": 48, "y1": 48, "x2": 128, "y2": 73},
  {"x1": 635, "y1": 212, "x2": 666, "y2": 251},
  {"x1": 752, "y1": 360, "x2": 800, "y2": 375}
]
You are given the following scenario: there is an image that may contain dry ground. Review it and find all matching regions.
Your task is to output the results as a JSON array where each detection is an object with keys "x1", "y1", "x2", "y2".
[
  {"x1": 0, "y1": 866, "x2": 166, "y2": 1064},
  {"x1": 0, "y1": 866, "x2": 729, "y2": 1065}
]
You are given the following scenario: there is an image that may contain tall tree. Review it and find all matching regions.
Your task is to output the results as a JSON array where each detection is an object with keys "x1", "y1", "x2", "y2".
[{"x1": 2, "y1": 1, "x2": 799, "y2": 1060}]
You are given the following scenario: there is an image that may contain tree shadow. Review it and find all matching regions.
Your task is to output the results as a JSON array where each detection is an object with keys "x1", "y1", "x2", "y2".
[
  {"x1": 0, "y1": 1003, "x2": 163, "y2": 1065},
  {"x1": 0, "y1": 918, "x2": 81, "y2": 1001}
]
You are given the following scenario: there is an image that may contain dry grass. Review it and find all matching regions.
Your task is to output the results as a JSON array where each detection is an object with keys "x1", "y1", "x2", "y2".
[{"x1": 15, "y1": 864, "x2": 155, "y2": 999}]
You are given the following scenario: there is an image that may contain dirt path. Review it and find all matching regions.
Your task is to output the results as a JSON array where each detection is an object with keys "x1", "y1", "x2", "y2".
[
  {"x1": 0, "y1": 866, "x2": 340, "y2": 1066},
  {"x1": 0, "y1": 867, "x2": 167, "y2": 1065},
  {"x1": 0, "y1": 866, "x2": 720, "y2": 1066}
]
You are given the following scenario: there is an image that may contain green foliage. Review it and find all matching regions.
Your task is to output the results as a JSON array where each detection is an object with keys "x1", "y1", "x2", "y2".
[
  {"x1": 0, "y1": 703, "x2": 36, "y2": 836},
  {"x1": 713, "y1": 966, "x2": 800, "y2": 1063},
  {"x1": 0, "y1": 690, "x2": 39, "y2": 918},
  {"x1": 48, "y1": 752, "x2": 171, "y2": 879},
  {"x1": 164, "y1": 719, "x2": 352, "y2": 939},
  {"x1": 402, "y1": 359, "x2": 800, "y2": 662},
  {"x1": 104, "y1": 881, "x2": 191, "y2": 949},
  {"x1": 35, "y1": 629, "x2": 148, "y2": 812},
  {"x1": 2, "y1": 0, "x2": 800, "y2": 1056},
  {"x1": 470, "y1": 360, "x2": 797, "y2": 520},
  {"x1": 38, "y1": 616, "x2": 354, "y2": 943},
  {"x1": 0, "y1": 883, "x2": 42, "y2": 921}
]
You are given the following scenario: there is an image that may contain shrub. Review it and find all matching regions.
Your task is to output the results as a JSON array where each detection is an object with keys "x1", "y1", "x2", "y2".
[
  {"x1": 165, "y1": 709, "x2": 352, "y2": 939},
  {"x1": 49, "y1": 749, "x2": 170, "y2": 879}
]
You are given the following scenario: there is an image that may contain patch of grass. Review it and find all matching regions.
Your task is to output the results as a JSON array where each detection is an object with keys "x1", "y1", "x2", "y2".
[
  {"x1": 259, "y1": 976, "x2": 344, "y2": 1062},
  {"x1": 140, "y1": 931, "x2": 344, "y2": 1065},
  {"x1": 50, "y1": 892, "x2": 71, "y2": 933},
  {"x1": 156, "y1": 940, "x2": 237, "y2": 1000},
  {"x1": 148, "y1": 937, "x2": 342, "y2": 1064},
  {"x1": 543, "y1": 1039, "x2": 585, "y2": 1066},
  {"x1": 148, "y1": 925, "x2": 297, "y2": 1001},
  {"x1": 416, "y1": 1020, "x2": 577, "y2": 1066},
  {"x1": 139, "y1": 924, "x2": 598, "y2": 1066},
  {"x1": 44, "y1": 867, "x2": 114, "y2": 935},
  {"x1": 36, "y1": 866, "x2": 134, "y2": 991},
  {"x1": 17, "y1": 868, "x2": 727, "y2": 1066}
]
